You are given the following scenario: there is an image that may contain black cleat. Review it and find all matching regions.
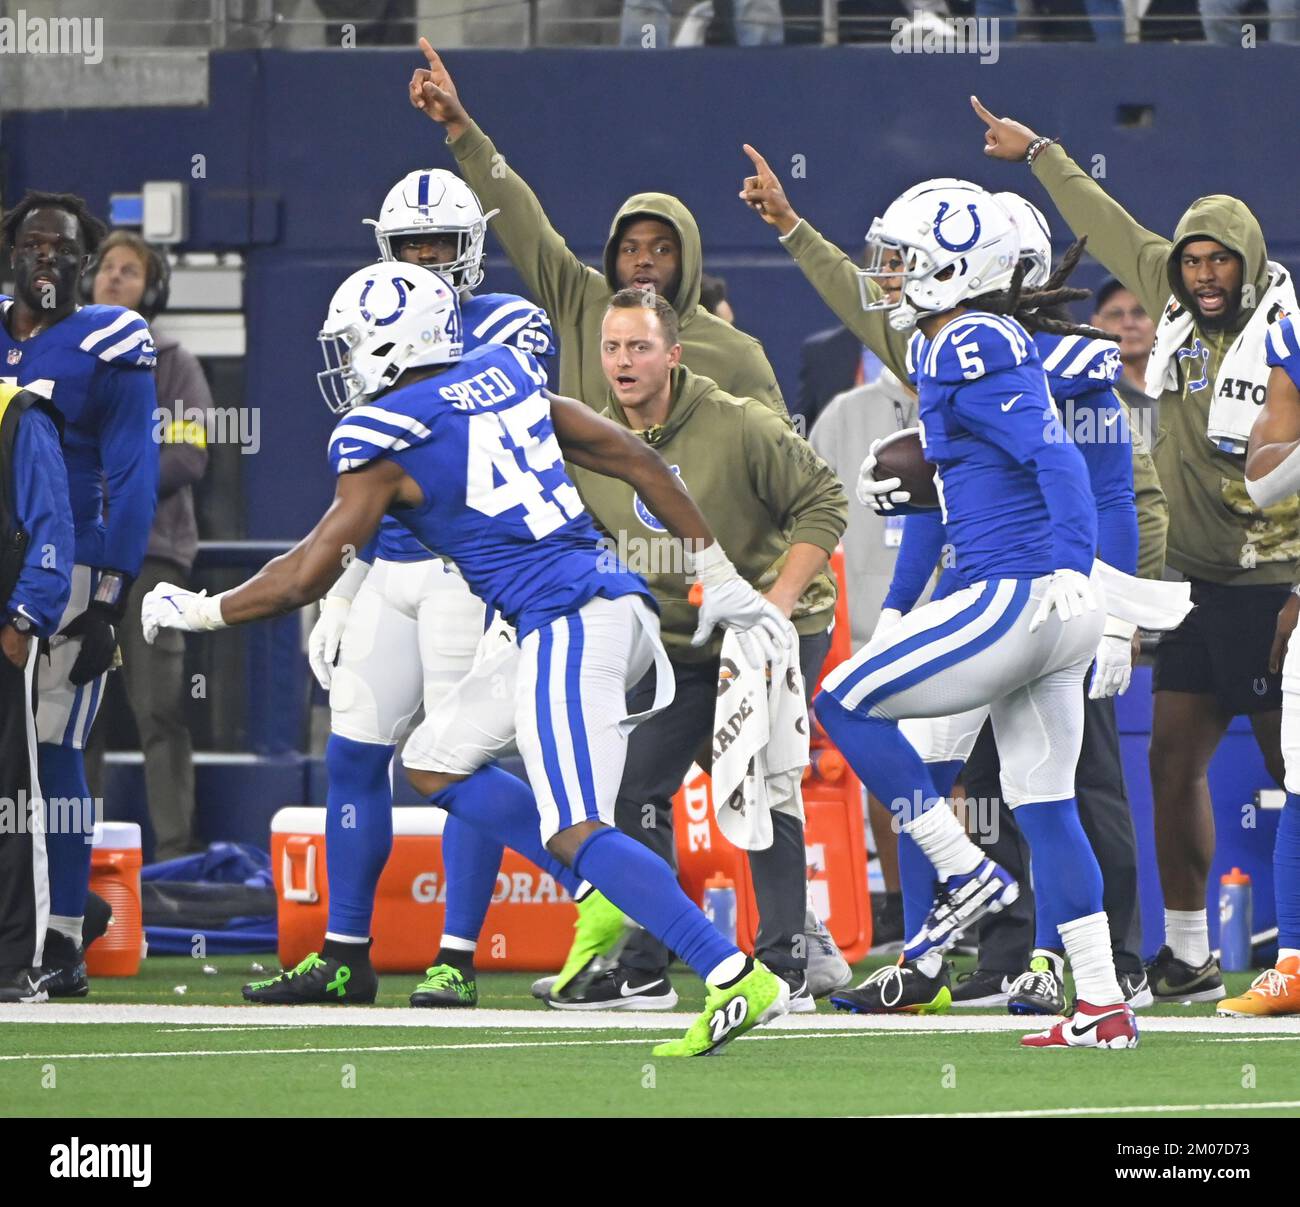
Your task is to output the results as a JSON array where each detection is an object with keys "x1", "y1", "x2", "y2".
[
  {"x1": 40, "y1": 930, "x2": 88, "y2": 998},
  {"x1": 242, "y1": 951, "x2": 378, "y2": 1004},
  {"x1": 830, "y1": 959, "x2": 952, "y2": 1014},
  {"x1": 1145, "y1": 945, "x2": 1226, "y2": 1004},
  {"x1": 950, "y1": 967, "x2": 1013, "y2": 1008},
  {"x1": 1007, "y1": 955, "x2": 1067, "y2": 1016},
  {"x1": 546, "y1": 965, "x2": 678, "y2": 1011},
  {"x1": 0, "y1": 967, "x2": 50, "y2": 1003},
  {"x1": 410, "y1": 964, "x2": 478, "y2": 1008}
]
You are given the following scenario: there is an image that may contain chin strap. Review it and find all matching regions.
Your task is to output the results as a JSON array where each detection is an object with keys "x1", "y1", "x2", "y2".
[{"x1": 889, "y1": 302, "x2": 919, "y2": 333}]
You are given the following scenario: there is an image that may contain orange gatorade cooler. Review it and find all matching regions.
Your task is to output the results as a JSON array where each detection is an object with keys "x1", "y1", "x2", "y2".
[
  {"x1": 672, "y1": 763, "x2": 872, "y2": 962},
  {"x1": 271, "y1": 806, "x2": 577, "y2": 973},
  {"x1": 85, "y1": 821, "x2": 144, "y2": 977}
]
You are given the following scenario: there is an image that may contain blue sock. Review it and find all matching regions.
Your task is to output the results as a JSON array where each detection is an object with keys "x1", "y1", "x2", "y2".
[
  {"x1": 572, "y1": 827, "x2": 738, "y2": 980},
  {"x1": 1013, "y1": 797, "x2": 1103, "y2": 944},
  {"x1": 814, "y1": 694, "x2": 944, "y2": 824},
  {"x1": 324, "y1": 735, "x2": 394, "y2": 939},
  {"x1": 431, "y1": 766, "x2": 581, "y2": 898},
  {"x1": 1276, "y1": 793, "x2": 1300, "y2": 952},
  {"x1": 39, "y1": 743, "x2": 93, "y2": 918},
  {"x1": 441, "y1": 814, "x2": 505, "y2": 944},
  {"x1": 896, "y1": 760, "x2": 963, "y2": 940}
]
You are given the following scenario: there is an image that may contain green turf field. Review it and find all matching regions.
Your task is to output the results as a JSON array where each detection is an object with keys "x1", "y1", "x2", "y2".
[{"x1": 3, "y1": 955, "x2": 1299, "y2": 1117}]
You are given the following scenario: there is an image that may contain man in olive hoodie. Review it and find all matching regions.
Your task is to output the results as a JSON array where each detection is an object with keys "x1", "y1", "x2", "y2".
[
  {"x1": 552, "y1": 290, "x2": 847, "y2": 1010},
  {"x1": 974, "y1": 97, "x2": 1299, "y2": 1004},
  {"x1": 408, "y1": 40, "x2": 783, "y2": 415}
]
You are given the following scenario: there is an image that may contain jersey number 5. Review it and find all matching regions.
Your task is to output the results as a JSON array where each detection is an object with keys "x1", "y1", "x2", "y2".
[
  {"x1": 465, "y1": 391, "x2": 583, "y2": 540},
  {"x1": 954, "y1": 340, "x2": 985, "y2": 380}
]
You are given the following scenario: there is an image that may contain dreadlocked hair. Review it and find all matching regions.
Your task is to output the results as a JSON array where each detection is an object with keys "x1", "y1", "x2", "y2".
[
  {"x1": 965, "y1": 236, "x2": 1119, "y2": 342},
  {"x1": 1, "y1": 190, "x2": 106, "y2": 255}
]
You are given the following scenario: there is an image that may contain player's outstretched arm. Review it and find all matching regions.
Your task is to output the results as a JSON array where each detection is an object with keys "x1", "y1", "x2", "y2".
[
  {"x1": 141, "y1": 461, "x2": 404, "y2": 642},
  {"x1": 970, "y1": 96, "x2": 1170, "y2": 319},
  {"x1": 409, "y1": 38, "x2": 596, "y2": 321},
  {"x1": 1246, "y1": 365, "x2": 1300, "y2": 508}
]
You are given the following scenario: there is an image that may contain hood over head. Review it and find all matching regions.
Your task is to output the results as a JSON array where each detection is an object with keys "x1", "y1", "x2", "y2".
[
  {"x1": 1167, "y1": 195, "x2": 1269, "y2": 327},
  {"x1": 603, "y1": 193, "x2": 702, "y2": 321}
]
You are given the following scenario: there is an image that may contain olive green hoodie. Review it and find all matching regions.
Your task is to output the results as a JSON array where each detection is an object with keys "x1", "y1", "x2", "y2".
[
  {"x1": 1032, "y1": 145, "x2": 1299, "y2": 584},
  {"x1": 448, "y1": 122, "x2": 784, "y2": 415},
  {"x1": 568, "y1": 365, "x2": 847, "y2": 663},
  {"x1": 778, "y1": 213, "x2": 1170, "y2": 580}
]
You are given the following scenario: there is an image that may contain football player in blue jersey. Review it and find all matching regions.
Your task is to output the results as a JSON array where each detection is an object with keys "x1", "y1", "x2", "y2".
[
  {"x1": 282, "y1": 170, "x2": 559, "y2": 1007},
  {"x1": 847, "y1": 191, "x2": 1153, "y2": 1017},
  {"x1": 1234, "y1": 314, "x2": 1300, "y2": 1016},
  {"x1": 143, "y1": 263, "x2": 793, "y2": 1056},
  {"x1": 0, "y1": 192, "x2": 159, "y2": 997},
  {"x1": 808, "y1": 181, "x2": 1142, "y2": 1049}
]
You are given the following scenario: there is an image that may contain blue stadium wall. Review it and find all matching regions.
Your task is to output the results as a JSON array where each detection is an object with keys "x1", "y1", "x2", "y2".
[{"x1": 5, "y1": 45, "x2": 1299, "y2": 538}]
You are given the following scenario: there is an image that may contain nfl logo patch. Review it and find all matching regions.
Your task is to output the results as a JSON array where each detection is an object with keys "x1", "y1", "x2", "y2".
[{"x1": 6, "y1": 349, "x2": 20, "y2": 365}]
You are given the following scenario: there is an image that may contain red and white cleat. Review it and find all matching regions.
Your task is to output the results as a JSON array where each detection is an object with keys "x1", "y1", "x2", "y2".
[{"x1": 1020, "y1": 999, "x2": 1139, "y2": 1049}]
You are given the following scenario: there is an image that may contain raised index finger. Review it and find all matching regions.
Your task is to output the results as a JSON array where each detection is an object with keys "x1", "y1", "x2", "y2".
[
  {"x1": 742, "y1": 143, "x2": 776, "y2": 181},
  {"x1": 418, "y1": 36, "x2": 444, "y2": 70},
  {"x1": 969, "y1": 95, "x2": 998, "y2": 128}
]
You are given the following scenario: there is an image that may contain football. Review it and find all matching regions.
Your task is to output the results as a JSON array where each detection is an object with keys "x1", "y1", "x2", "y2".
[{"x1": 873, "y1": 427, "x2": 940, "y2": 509}]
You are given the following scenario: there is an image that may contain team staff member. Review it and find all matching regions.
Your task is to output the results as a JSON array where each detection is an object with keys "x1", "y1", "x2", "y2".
[
  {"x1": 84, "y1": 231, "x2": 209, "y2": 862},
  {"x1": 0, "y1": 382, "x2": 74, "y2": 1003},
  {"x1": 974, "y1": 97, "x2": 1296, "y2": 1003},
  {"x1": 549, "y1": 290, "x2": 848, "y2": 1010},
  {"x1": 408, "y1": 39, "x2": 785, "y2": 415}
]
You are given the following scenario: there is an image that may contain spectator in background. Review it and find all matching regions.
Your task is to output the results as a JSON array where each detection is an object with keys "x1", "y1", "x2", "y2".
[
  {"x1": 1201, "y1": 0, "x2": 1297, "y2": 44},
  {"x1": 626, "y1": 0, "x2": 786, "y2": 45},
  {"x1": 85, "y1": 232, "x2": 210, "y2": 862},
  {"x1": 698, "y1": 272, "x2": 735, "y2": 323},
  {"x1": 1092, "y1": 277, "x2": 1158, "y2": 440},
  {"x1": 809, "y1": 367, "x2": 916, "y2": 948}
]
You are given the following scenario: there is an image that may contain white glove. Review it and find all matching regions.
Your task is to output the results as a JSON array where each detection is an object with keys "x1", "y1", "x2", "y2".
[
  {"x1": 308, "y1": 598, "x2": 351, "y2": 690},
  {"x1": 856, "y1": 444, "x2": 911, "y2": 515},
  {"x1": 141, "y1": 583, "x2": 227, "y2": 645},
  {"x1": 688, "y1": 542, "x2": 796, "y2": 665},
  {"x1": 872, "y1": 607, "x2": 904, "y2": 643},
  {"x1": 1089, "y1": 617, "x2": 1137, "y2": 699},
  {"x1": 1028, "y1": 569, "x2": 1099, "y2": 633},
  {"x1": 307, "y1": 557, "x2": 371, "y2": 690}
]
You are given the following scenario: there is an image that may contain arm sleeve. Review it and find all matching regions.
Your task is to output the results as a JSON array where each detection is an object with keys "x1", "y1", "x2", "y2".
[
  {"x1": 450, "y1": 122, "x2": 605, "y2": 326},
  {"x1": 1030, "y1": 145, "x2": 1173, "y2": 321},
  {"x1": 744, "y1": 406, "x2": 848, "y2": 555},
  {"x1": 953, "y1": 375, "x2": 1098, "y2": 574},
  {"x1": 1129, "y1": 412, "x2": 1168, "y2": 579},
  {"x1": 779, "y1": 219, "x2": 914, "y2": 385},
  {"x1": 884, "y1": 511, "x2": 945, "y2": 613},
  {"x1": 6, "y1": 409, "x2": 74, "y2": 635},
  {"x1": 1072, "y1": 389, "x2": 1139, "y2": 575},
  {"x1": 97, "y1": 365, "x2": 161, "y2": 575}
]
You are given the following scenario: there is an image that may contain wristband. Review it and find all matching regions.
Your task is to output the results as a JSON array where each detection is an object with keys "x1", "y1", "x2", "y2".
[
  {"x1": 685, "y1": 540, "x2": 735, "y2": 587},
  {"x1": 1025, "y1": 136, "x2": 1059, "y2": 167},
  {"x1": 327, "y1": 554, "x2": 372, "y2": 604},
  {"x1": 195, "y1": 591, "x2": 228, "y2": 631},
  {"x1": 1103, "y1": 615, "x2": 1138, "y2": 641}
]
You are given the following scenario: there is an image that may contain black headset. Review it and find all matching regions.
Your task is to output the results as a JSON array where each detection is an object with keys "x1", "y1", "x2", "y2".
[{"x1": 79, "y1": 236, "x2": 171, "y2": 319}]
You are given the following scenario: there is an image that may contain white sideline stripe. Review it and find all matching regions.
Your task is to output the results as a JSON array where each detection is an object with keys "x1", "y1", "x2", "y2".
[
  {"x1": 3, "y1": 1003, "x2": 1299, "y2": 1034},
  {"x1": 890, "y1": 1100, "x2": 1300, "y2": 1119},
  {"x1": 0, "y1": 1040, "x2": 682, "y2": 1061}
]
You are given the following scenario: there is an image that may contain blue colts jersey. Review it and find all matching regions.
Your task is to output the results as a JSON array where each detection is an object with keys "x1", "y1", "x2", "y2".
[
  {"x1": 910, "y1": 312, "x2": 1096, "y2": 584},
  {"x1": 330, "y1": 342, "x2": 650, "y2": 638},
  {"x1": 372, "y1": 291, "x2": 556, "y2": 563},
  {"x1": 0, "y1": 298, "x2": 159, "y2": 573}
]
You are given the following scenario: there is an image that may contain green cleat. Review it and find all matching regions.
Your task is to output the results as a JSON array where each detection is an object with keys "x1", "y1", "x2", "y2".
[
  {"x1": 653, "y1": 961, "x2": 789, "y2": 1058},
  {"x1": 242, "y1": 951, "x2": 377, "y2": 1004},
  {"x1": 550, "y1": 890, "x2": 632, "y2": 1001},
  {"x1": 410, "y1": 964, "x2": 478, "y2": 1008}
]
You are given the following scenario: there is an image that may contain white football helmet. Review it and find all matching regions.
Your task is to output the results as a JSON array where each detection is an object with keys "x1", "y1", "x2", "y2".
[
  {"x1": 365, "y1": 169, "x2": 498, "y2": 293},
  {"x1": 859, "y1": 181, "x2": 1021, "y2": 331},
  {"x1": 995, "y1": 192, "x2": 1052, "y2": 288},
  {"x1": 317, "y1": 263, "x2": 463, "y2": 413}
]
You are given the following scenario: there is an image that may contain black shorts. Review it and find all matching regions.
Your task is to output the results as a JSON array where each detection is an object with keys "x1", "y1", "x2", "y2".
[{"x1": 1152, "y1": 578, "x2": 1291, "y2": 715}]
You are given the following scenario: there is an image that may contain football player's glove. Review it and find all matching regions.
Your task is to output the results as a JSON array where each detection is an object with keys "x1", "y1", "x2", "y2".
[{"x1": 141, "y1": 583, "x2": 227, "y2": 645}]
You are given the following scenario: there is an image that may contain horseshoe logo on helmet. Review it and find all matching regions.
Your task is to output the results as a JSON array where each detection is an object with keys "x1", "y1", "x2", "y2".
[
  {"x1": 359, "y1": 276, "x2": 409, "y2": 327},
  {"x1": 932, "y1": 202, "x2": 982, "y2": 253}
]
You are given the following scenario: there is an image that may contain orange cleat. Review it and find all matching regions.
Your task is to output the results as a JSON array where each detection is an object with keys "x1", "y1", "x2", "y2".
[{"x1": 1217, "y1": 956, "x2": 1300, "y2": 1017}]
